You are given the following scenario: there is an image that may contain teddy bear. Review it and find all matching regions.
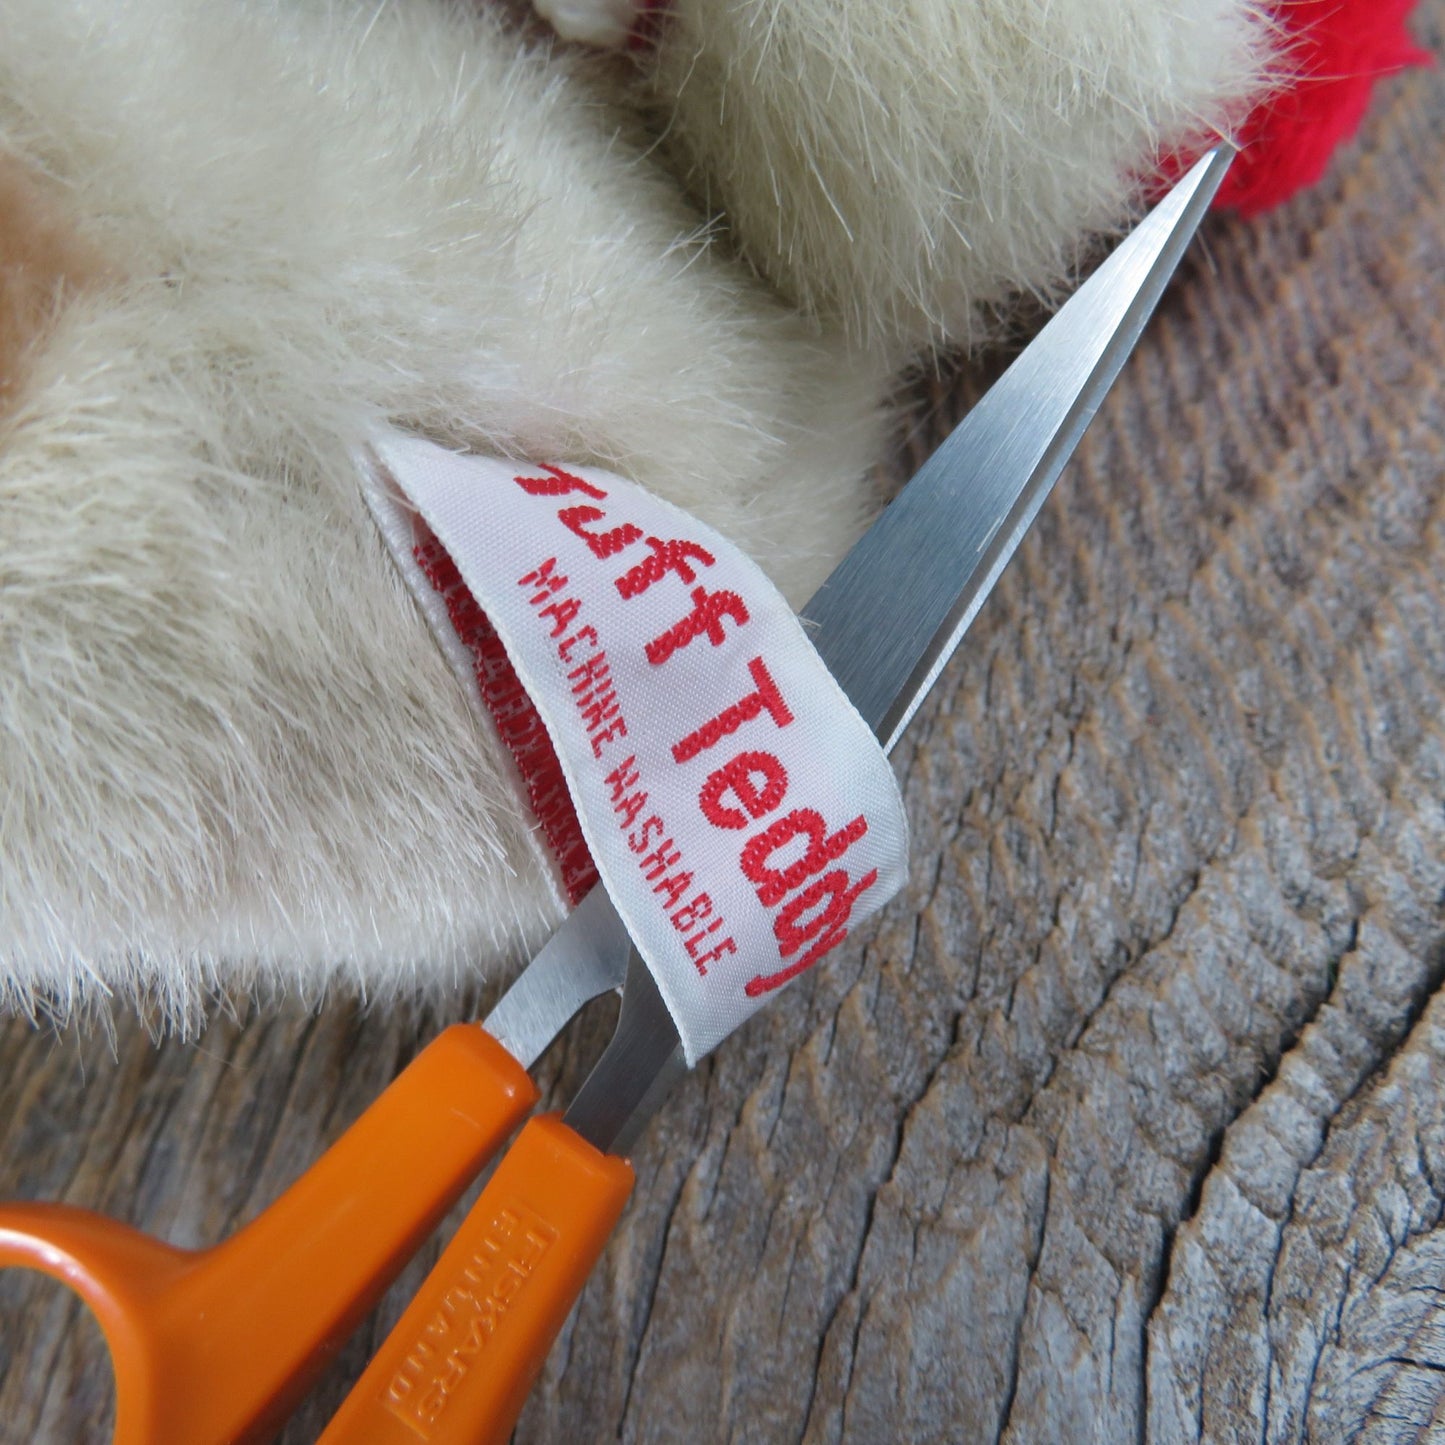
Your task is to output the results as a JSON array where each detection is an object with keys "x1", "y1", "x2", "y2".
[{"x1": 1, "y1": 0, "x2": 1416, "y2": 1030}]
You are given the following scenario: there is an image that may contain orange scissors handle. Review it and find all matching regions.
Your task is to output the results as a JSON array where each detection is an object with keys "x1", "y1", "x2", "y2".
[
  {"x1": 0, "y1": 1025, "x2": 536, "y2": 1445},
  {"x1": 319, "y1": 1114, "x2": 633, "y2": 1445},
  {"x1": 320, "y1": 946, "x2": 679, "y2": 1443}
]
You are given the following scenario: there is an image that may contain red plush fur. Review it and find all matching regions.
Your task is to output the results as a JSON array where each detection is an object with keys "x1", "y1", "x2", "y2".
[{"x1": 1219, "y1": 0, "x2": 1430, "y2": 214}]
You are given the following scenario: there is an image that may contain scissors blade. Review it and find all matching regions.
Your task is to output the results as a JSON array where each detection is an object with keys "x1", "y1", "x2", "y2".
[
  {"x1": 804, "y1": 146, "x2": 1234, "y2": 755},
  {"x1": 484, "y1": 883, "x2": 634, "y2": 1068},
  {"x1": 563, "y1": 147, "x2": 1233, "y2": 1151}
]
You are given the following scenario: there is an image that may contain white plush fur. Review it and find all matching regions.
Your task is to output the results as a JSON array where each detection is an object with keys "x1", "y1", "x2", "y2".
[
  {"x1": 0, "y1": 0, "x2": 891, "y2": 1025},
  {"x1": 637, "y1": 0, "x2": 1273, "y2": 352},
  {"x1": 0, "y1": 0, "x2": 1273, "y2": 1030},
  {"x1": 535, "y1": 0, "x2": 643, "y2": 48}
]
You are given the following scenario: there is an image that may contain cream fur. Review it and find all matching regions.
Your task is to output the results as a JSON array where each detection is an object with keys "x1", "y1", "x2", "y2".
[
  {"x1": 638, "y1": 0, "x2": 1274, "y2": 352},
  {"x1": 0, "y1": 0, "x2": 1275, "y2": 1030},
  {"x1": 0, "y1": 0, "x2": 890, "y2": 1025},
  {"x1": 535, "y1": 0, "x2": 643, "y2": 48}
]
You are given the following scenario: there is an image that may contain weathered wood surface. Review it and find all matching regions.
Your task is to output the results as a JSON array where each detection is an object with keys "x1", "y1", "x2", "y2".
[{"x1": 2, "y1": 24, "x2": 1443, "y2": 1445}]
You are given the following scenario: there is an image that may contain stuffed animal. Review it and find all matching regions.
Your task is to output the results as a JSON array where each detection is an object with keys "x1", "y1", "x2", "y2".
[{"x1": 0, "y1": 0, "x2": 1417, "y2": 1028}]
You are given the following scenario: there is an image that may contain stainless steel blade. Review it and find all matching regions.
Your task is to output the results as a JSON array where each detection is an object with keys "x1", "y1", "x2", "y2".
[
  {"x1": 804, "y1": 146, "x2": 1233, "y2": 755},
  {"x1": 548, "y1": 149, "x2": 1233, "y2": 1154},
  {"x1": 484, "y1": 883, "x2": 634, "y2": 1068},
  {"x1": 563, "y1": 947, "x2": 688, "y2": 1155}
]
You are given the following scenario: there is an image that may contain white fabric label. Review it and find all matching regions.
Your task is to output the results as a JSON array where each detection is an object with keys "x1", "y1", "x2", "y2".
[{"x1": 366, "y1": 431, "x2": 908, "y2": 1064}]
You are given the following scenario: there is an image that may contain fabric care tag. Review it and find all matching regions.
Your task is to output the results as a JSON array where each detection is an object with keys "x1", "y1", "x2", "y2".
[{"x1": 365, "y1": 431, "x2": 908, "y2": 1064}]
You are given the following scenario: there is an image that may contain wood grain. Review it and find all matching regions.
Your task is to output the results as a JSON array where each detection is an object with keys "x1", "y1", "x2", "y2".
[{"x1": 2, "y1": 14, "x2": 1443, "y2": 1443}]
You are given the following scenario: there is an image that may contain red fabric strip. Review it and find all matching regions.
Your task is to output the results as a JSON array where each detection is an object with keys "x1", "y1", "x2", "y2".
[{"x1": 414, "y1": 528, "x2": 599, "y2": 906}]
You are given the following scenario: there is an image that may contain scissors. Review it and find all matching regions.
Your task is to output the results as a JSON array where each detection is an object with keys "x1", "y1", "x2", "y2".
[{"x1": 0, "y1": 146, "x2": 1233, "y2": 1444}]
